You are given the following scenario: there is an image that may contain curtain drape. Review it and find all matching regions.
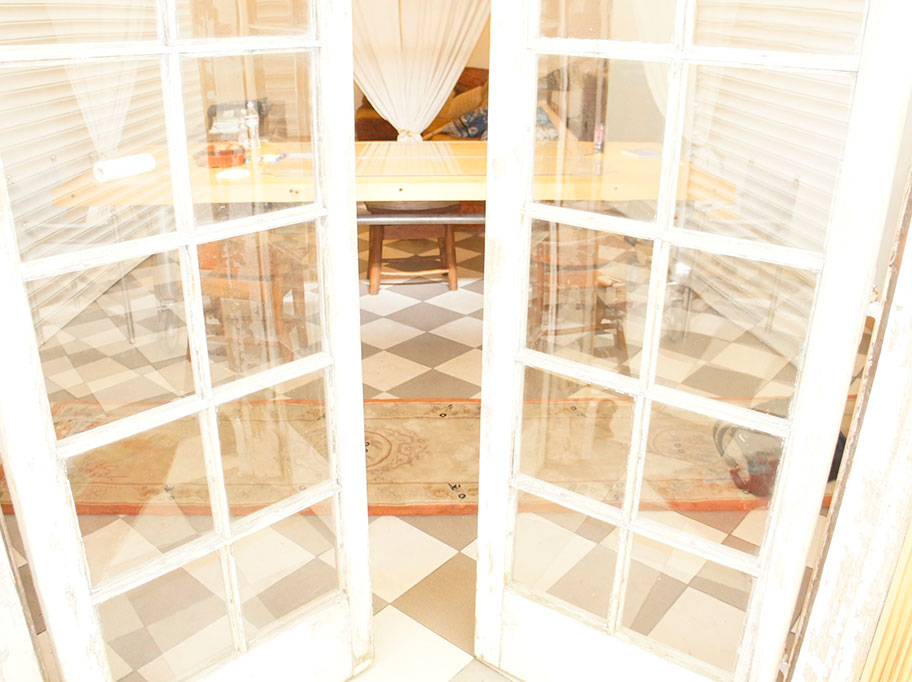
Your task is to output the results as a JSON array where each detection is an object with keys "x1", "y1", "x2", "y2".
[
  {"x1": 631, "y1": 0, "x2": 675, "y2": 116},
  {"x1": 353, "y1": 0, "x2": 489, "y2": 141}
]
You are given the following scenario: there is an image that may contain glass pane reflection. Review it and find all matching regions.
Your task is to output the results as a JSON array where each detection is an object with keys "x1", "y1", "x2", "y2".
[
  {"x1": 533, "y1": 55, "x2": 667, "y2": 219},
  {"x1": 219, "y1": 372, "x2": 330, "y2": 520},
  {"x1": 97, "y1": 551, "x2": 232, "y2": 681},
  {"x1": 675, "y1": 66, "x2": 854, "y2": 251},
  {"x1": 622, "y1": 534, "x2": 752, "y2": 674},
  {"x1": 658, "y1": 247, "x2": 815, "y2": 416},
  {"x1": 520, "y1": 368, "x2": 633, "y2": 509},
  {"x1": 29, "y1": 251, "x2": 193, "y2": 440},
  {"x1": 0, "y1": 61, "x2": 174, "y2": 262},
  {"x1": 0, "y1": 2, "x2": 157, "y2": 45},
  {"x1": 527, "y1": 220, "x2": 652, "y2": 377},
  {"x1": 199, "y1": 223, "x2": 321, "y2": 385},
  {"x1": 540, "y1": 0, "x2": 675, "y2": 43},
  {"x1": 182, "y1": 53, "x2": 316, "y2": 225},
  {"x1": 234, "y1": 509, "x2": 337, "y2": 641},
  {"x1": 512, "y1": 492, "x2": 619, "y2": 620},
  {"x1": 639, "y1": 404, "x2": 784, "y2": 555},
  {"x1": 177, "y1": 0, "x2": 312, "y2": 39},
  {"x1": 66, "y1": 416, "x2": 212, "y2": 586},
  {"x1": 694, "y1": 0, "x2": 866, "y2": 55}
]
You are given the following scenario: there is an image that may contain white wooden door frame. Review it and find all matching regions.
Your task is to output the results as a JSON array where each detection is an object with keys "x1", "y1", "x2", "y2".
[
  {"x1": 790, "y1": 186, "x2": 912, "y2": 678},
  {"x1": 476, "y1": 0, "x2": 912, "y2": 680},
  {"x1": 0, "y1": 1, "x2": 372, "y2": 680},
  {"x1": 0, "y1": 513, "x2": 46, "y2": 681}
]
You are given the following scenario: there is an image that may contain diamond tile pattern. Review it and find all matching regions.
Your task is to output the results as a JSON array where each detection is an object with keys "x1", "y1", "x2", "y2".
[{"x1": 6, "y1": 222, "x2": 870, "y2": 680}]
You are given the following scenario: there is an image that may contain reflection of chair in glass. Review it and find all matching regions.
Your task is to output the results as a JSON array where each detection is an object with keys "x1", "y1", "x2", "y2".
[
  {"x1": 527, "y1": 229, "x2": 628, "y2": 363},
  {"x1": 198, "y1": 234, "x2": 308, "y2": 368},
  {"x1": 672, "y1": 162, "x2": 802, "y2": 339}
]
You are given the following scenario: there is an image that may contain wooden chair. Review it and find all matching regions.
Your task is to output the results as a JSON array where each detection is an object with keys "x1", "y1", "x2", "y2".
[
  {"x1": 365, "y1": 202, "x2": 461, "y2": 295},
  {"x1": 197, "y1": 232, "x2": 309, "y2": 365},
  {"x1": 527, "y1": 230, "x2": 629, "y2": 363}
]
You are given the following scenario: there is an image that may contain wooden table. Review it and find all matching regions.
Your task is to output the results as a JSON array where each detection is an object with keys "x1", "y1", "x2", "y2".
[{"x1": 52, "y1": 140, "x2": 677, "y2": 207}]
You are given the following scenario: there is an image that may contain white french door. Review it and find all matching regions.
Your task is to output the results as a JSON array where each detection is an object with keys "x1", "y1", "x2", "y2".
[
  {"x1": 477, "y1": 0, "x2": 910, "y2": 680},
  {"x1": 0, "y1": 2, "x2": 371, "y2": 681}
]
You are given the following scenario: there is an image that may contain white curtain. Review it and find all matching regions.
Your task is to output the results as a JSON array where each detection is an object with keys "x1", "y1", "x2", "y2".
[
  {"x1": 353, "y1": 0, "x2": 490, "y2": 141},
  {"x1": 630, "y1": 0, "x2": 675, "y2": 116}
]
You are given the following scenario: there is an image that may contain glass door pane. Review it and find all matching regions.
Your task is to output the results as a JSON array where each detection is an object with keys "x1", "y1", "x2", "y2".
[
  {"x1": 479, "y1": 0, "x2": 888, "y2": 679},
  {"x1": 0, "y1": 2, "x2": 369, "y2": 681}
]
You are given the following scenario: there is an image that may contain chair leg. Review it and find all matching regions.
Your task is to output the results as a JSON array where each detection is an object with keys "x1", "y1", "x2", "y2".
[
  {"x1": 368, "y1": 225, "x2": 384, "y2": 295},
  {"x1": 444, "y1": 225, "x2": 458, "y2": 291},
  {"x1": 438, "y1": 237, "x2": 447, "y2": 267},
  {"x1": 271, "y1": 275, "x2": 293, "y2": 362},
  {"x1": 291, "y1": 272, "x2": 308, "y2": 350}
]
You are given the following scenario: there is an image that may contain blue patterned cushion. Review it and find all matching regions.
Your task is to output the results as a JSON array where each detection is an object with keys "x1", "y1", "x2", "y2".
[
  {"x1": 535, "y1": 107, "x2": 558, "y2": 141},
  {"x1": 438, "y1": 106, "x2": 488, "y2": 139}
]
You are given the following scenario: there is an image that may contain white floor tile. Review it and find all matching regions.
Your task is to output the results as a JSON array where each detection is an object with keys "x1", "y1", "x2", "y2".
[
  {"x1": 96, "y1": 595, "x2": 144, "y2": 641},
  {"x1": 450, "y1": 659, "x2": 515, "y2": 682},
  {"x1": 104, "y1": 644, "x2": 134, "y2": 681},
  {"x1": 605, "y1": 532, "x2": 707, "y2": 584},
  {"x1": 232, "y1": 526, "x2": 315, "y2": 594},
  {"x1": 368, "y1": 517, "x2": 457, "y2": 602},
  {"x1": 353, "y1": 607, "x2": 471, "y2": 682},
  {"x1": 731, "y1": 509, "x2": 769, "y2": 547},
  {"x1": 360, "y1": 289, "x2": 420, "y2": 316},
  {"x1": 83, "y1": 520, "x2": 162, "y2": 584},
  {"x1": 159, "y1": 615, "x2": 233, "y2": 680},
  {"x1": 425, "y1": 290, "x2": 484, "y2": 315},
  {"x1": 638, "y1": 511, "x2": 729, "y2": 545},
  {"x1": 361, "y1": 352, "x2": 429, "y2": 392},
  {"x1": 430, "y1": 317, "x2": 484, "y2": 347},
  {"x1": 361, "y1": 318, "x2": 424, "y2": 349},
  {"x1": 648, "y1": 587, "x2": 746, "y2": 672},
  {"x1": 513, "y1": 513, "x2": 596, "y2": 592},
  {"x1": 435, "y1": 349, "x2": 483, "y2": 387},
  {"x1": 461, "y1": 540, "x2": 478, "y2": 561},
  {"x1": 711, "y1": 345, "x2": 788, "y2": 379},
  {"x1": 654, "y1": 351, "x2": 701, "y2": 385}
]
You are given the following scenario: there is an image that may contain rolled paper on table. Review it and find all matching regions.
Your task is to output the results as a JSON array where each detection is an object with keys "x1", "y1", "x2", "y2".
[{"x1": 93, "y1": 153, "x2": 156, "y2": 182}]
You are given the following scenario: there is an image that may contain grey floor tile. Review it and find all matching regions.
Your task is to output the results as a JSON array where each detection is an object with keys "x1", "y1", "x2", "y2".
[
  {"x1": 463, "y1": 279, "x2": 484, "y2": 295},
  {"x1": 679, "y1": 365, "x2": 764, "y2": 401},
  {"x1": 257, "y1": 559, "x2": 337, "y2": 620},
  {"x1": 361, "y1": 343, "x2": 383, "y2": 359},
  {"x1": 388, "y1": 369, "x2": 480, "y2": 399},
  {"x1": 690, "y1": 561, "x2": 752, "y2": 611},
  {"x1": 393, "y1": 553, "x2": 477, "y2": 654},
  {"x1": 723, "y1": 534, "x2": 760, "y2": 555},
  {"x1": 624, "y1": 562, "x2": 688, "y2": 636},
  {"x1": 362, "y1": 384, "x2": 384, "y2": 399},
  {"x1": 677, "y1": 510, "x2": 749, "y2": 535},
  {"x1": 76, "y1": 514, "x2": 121, "y2": 537},
  {"x1": 110, "y1": 627, "x2": 163, "y2": 670},
  {"x1": 401, "y1": 515, "x2": 478, "y2": 551},
  {"x1": 546, "y1": 543, "x2": 617, "y2": 619},
  {"x1": 387, "y1": 333, "x2": 473, "y2": 368},
  {"x1": 128, "y1": 570, "x2": 215, "y2": 626},
  {"x1": 388, "y1": 302, "x2": 464, "y2": 332}
]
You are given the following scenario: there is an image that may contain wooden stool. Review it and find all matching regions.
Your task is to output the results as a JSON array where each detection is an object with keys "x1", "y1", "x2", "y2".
[{"x1": 365, "y1": 203, "x2": 460, "y2": 295}]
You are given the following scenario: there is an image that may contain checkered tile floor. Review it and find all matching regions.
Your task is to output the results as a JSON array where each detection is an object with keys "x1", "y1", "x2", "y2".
[
  {"x1": 5, "y1": 224, "x2": 869, "y2": 681},
  {"x1": 3, "y1": 506, "x2": 824, "y2": 681},
  {"x1": 357, "y1": 226, "x2": 486, "y2": 399}
]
